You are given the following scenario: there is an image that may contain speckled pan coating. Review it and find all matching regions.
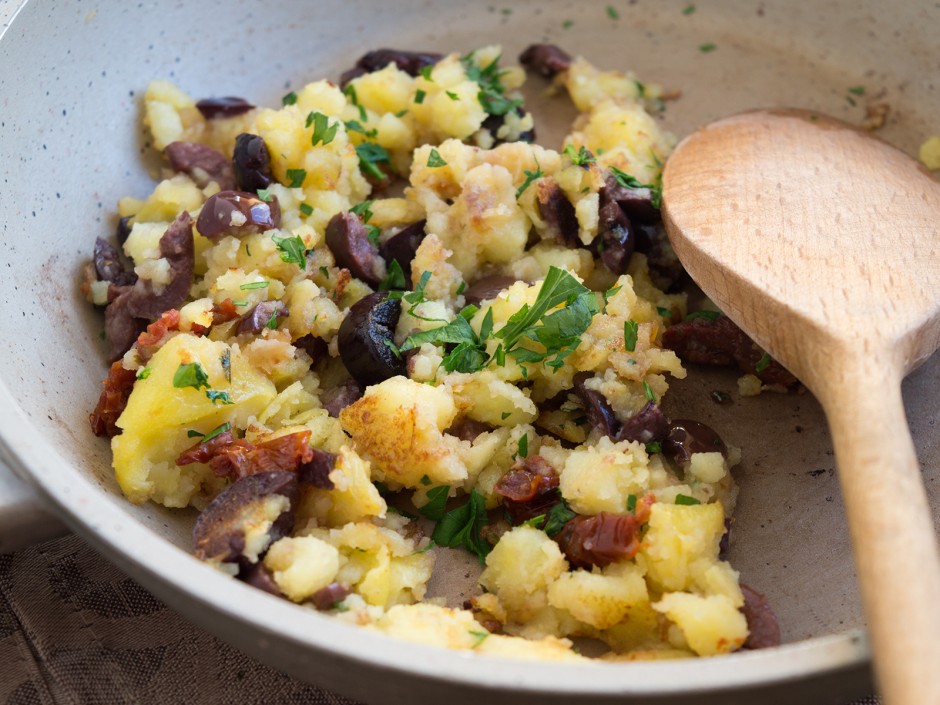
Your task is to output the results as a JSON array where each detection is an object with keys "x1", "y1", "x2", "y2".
[{"x1": 0, "y1": 1, "x2": 938, "y2": 703}]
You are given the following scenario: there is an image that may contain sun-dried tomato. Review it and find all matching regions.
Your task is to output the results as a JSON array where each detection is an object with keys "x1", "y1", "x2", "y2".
[
  {"x1": 176, "y1": 430, "x2": 316, "y2": 482},
  {"x1": 554, "y1": 496, "x2": 653, "y2": 569},
  {"x1": 662, "y1": 315, "x2": 798, "y2": 387},
  {"x1": 89, "y1": 361, "x2": 138, "y2": 438},
  {"x1": 212, "y1": 298, "x2": 241, "y2": 325},
  {"x1": 135, "y1": 309, "x2": 181, "y2": 362},
  {"x1": 495, "y1": 456, "x2": 561, "y2": 523}
]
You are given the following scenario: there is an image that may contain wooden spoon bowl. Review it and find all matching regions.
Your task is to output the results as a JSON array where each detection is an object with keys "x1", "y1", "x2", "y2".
[{"x1": 662, "y1": 109, "x2": 940, "y2": 705}]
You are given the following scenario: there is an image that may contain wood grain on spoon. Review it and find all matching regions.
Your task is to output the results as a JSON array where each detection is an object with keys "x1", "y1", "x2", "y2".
[{"x1": 662, "y1": 109, "x2": 940, "y2": 705}]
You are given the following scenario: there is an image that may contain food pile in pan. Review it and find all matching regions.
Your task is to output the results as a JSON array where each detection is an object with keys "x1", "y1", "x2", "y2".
[{"x1": 86, "y1": 44, "x2": 786, "y2": 661}]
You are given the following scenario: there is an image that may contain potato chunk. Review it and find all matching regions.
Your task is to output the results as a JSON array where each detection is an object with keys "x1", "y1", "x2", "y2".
[{"x1": 652, "y1": 592, "x2": 748, "y2": 656}]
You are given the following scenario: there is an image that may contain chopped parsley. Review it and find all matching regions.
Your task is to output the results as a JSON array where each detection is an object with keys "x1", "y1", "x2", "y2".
[
  {"x1": 355, "y1": 142, "x2": 391, "y2": 180},
  {"x1": 414, "y1": 89, "x2": 427, "y2": 104},
  {"x1": 239, "y1": 281, "x2": 269, "y2": 290},
  {"x1": 657, "y1": 306, "x2": 672, "y2": 319},
  {"x1": 446, "y1": 90, "x2": 460, "y2": 101},
  {"x1": 643, "y1": 380, "x2": 656, "y2": 401},
  {"x1": 202, "y1": 422, "x2": 231, "y2": 443},
  {"x1": 419, "y1": 485, "x2": 450, "y2": 521},
  {"x1": 136, "y1": 366, "x2": 152, "y2": 380},
  {"x1": 343, "y1": 120, "x2": 377, "y2": 138},
  {"x1": 427, "y1": 148, "x2": 448, "y2": 168},
  {"x1": 256, "y1": 189, "x2": 273, "y2": 202},
  {"x1": 455, "y1": 281, "x2": 467, "y2": 296},
  {"x1": 624, "y1": 319, "x2": 638, "y2": 352},
  {"x1": 173, "y1": 362, "x2": 210, "y2": 391},
  {"x1": 682, "y1": 3, "x2": 696, "y2": 14},
  {"x1": 309, "y1": 112, "x2": 338, "y2": 146},
  {"x1": 684, "y1": 310, "x2": 721, "y2": 322},
  {"x1": 379, "y1": 259, "x2": 408, "y2": 292},
  {"x1": 626, "y1": 494, "x2": 637, "y2": 513},
  {"x1": 342, "y1": 83, "x2": 367, "y2": 122},
  {"x1": 286, "y1": 169, "x2": 306, "y2": 188},
  {"x1": 205, "y1": 390, "x2": 234, "y2": 405},
  {"x1": 562, "y1": 19, "x2": 574, "y2": 28},
  {"x1": 563, "y1": 144, "x2": 595, "y2": 166},
  {"x1": 699, "y1": 42, "x2": 717, "y2": 53},
  {"x1": 350, "y1": 200, "x2": 374, "y2": 220},
  {"x1": 500, "y1": 411, "x2": 511, "y2": 420},
  {"x1": 418, "y1": 65, "x2": 434, "y2": 81},
  {"x1": 272, "y1": 233, "x2": 308, "y2": 268},
  {"x1": 461, "y1": 51, "x2": 521, "y2": 117},
  {"x1": 607, "y1": 5, "x2": 620, "y2": 19},
  {"x1": 675, "y1": 494, "x2": 701, "y2": 506},
  {"x1": 848, "y1": 85, "x2": 866, "y2": 95},
  {"x1": 469, "y1": 630, "x2": 490, "y2": 648},
  {"x1": 515, "y1": 161, "x2": 543, "y2": 199},
  {"x1": 265, "y1": 310, "x2": 279, "y2": 330},
  {"x1": 431, "y1": 489, "x2": 491, "y2": 562},
  {"x1": 645, "y1": 440, "x2": 662, "y2": 454},
  {"x1": 523, "y1": 514, "x2": 547, "y2": 529},
  {"x1": 711, "y1": 390, "x2": 732, "y2": 404},
  {"x1": 543, "y1": 500, "x2": 576, "y2": 537},
  {"x1": 299, "y1": 202, "x2": 313, "y2": 216},
  {"x1": 281, "y1": 91, "x2": 297, "y2": 106},
  {"x1": 609, "y1": 165, "x2": 663, "y2": 209},
  {"x1": 187, "y1": 429, "x2": 203, "y2": 438},
  {"x1": 517, "y1": 433, "x2": 529, "y2": 459},
  {"x1": 220, "y1": 349, "x2": 231, "y2": 382},
  {"x1": 755, "y1": 352, "x2": 772, "y2": 373}
]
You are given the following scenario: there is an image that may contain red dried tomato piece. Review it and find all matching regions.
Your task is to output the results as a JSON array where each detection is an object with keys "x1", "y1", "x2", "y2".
[
  {"x1": 554, "y1": 497, "x2": 653, "y2": 569},
  {"x1": 89, "y1": 361, "x2": 138, "y2": 438},
  {"x1": 136, "y1": 309, "x2": 181, "y2": 362},
  {"x1": 212, "y1": 298, "x2": 241, "y2": 325},
  {"x1": 495, "y1": 456, "x2": 561, "y2": 523},
  {"x1": 176, "y1": 430, "x2": 317, "y2": 482}
]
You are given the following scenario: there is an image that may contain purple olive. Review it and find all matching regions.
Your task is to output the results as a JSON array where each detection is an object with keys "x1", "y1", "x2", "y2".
[
  {"x1": 165, "y1": 141, "x2": 235, "y2": 191},
  {"x1": 193, "y1": 470, "x2": 298, "y2": 566},
  {"x1": 572, "y1": 372, "x2": 620, "y2": 437},
  {"x1": 595, "y1": 198, "x2": 635, "y2": 274},
  {"x1": 337, "y1": 292, "x2": 405, "y2": 386},
  {"x1": 239, "y1": 563, "x2": 283, "y2": 597},
  {"x1": 298, "y1": 448, "x2": 337, "y2": 489},
  {"x1": 519, "y1": 44, "x2": 573, "y2": 78},
  {"x1": 662, "y1": 419, "x2": 728, "y2": 464},
  {"x1": 196, "y1": 96, "x2": 256, "y2": 120},
  {"x1": 740, "y1": 583, "x2": 781, "y2": 649},
  {"x1": 617, "y1": 401, "x2": 669, "y2": 444},
  {"x1": 602, "y1": 173, "x2": 660, "y2": 225},
  {"x1": 379, "y1": 220, "x2": 426, "y2": 279},
  {"x1": 236, "y1": 300, "x2": 289, "y2": 335},
  {"x1": 325, "y1": 211, "x2": 384, "y2": 286},
  {"x1": 463, "y1": 275, "x2": 519, "y2": 306},
  {"x1": 340, "y1": 48, "x2": 444, "y2": 87},
  {"x1": 320, "y1": 379, "x2": 363, "y2": 418},
  {"x1": 94, "y1": 237, "x2": 137, "y2": 287},
  {"x1": 537, "y1": 181, "x2": 579, "y2": 246},
  {"x1": 196, "y1": 190, "x2": 280, "y2": 241},
  {"x1": 233, "y1": 133, "x2": 273, "y2": 192},
  {"x1": 116, "y1": 215, "x2": 133, "y2": 246}
]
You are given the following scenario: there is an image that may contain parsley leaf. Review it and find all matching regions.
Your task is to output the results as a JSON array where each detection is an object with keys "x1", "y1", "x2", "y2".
[
  {"x1": 461, "y1": 52, "x2": 521, "y2": 117},
  {"x1": 286, "y1": 169, "x2": 306, "y2": 188},
  {"x1": 626, "y1": 494, "x2": 637, "y2": 513},
  {"x1": 272, "y1": 234, "x2": 307, "y2": 268},
  {"x1": 645, "y1": 440, "x2": 662, "y2": 454},
  {"x1": 355, "y1": 142, "x2": 391, "y2": 180},
  {"x1": 173, "y1": 362, "x2": 210, "y2": 391},
  {"x1": 308, "y1": 112, "x2": 338, "y2": 146},
  {"x1": 643, "y1": 380, "x2": 656, "y2": 401},
  {"x1": 427, "y1": 148, "x2": 448, "y2": 168},
  {"x1": 563, "y1": 144, "x2": 595, "y2": 166},
  {"x1": 543, "y1": 500, "x2": 576, "y2": 537},
  {"x1": 205, "y1": 390, "x2": 234, "y2": 405},
  {"x1": 607, "y1": 5, "x2": 620, "y2": 20},
  {"x1": 675, "y1": 494, "x2": 701, "y2": 506},
  {"x1": 203, "y1": 422, "x2": 231, "y2": 443},
  {"x1": 699, "y1": 42, "x2": 717, "y2": 53},
  {"x1": 755, "y1": 352, "x2": 772, "y2": 373},
  {"x1": 515, "y1": 161, "x2": 543, "y2": 199},
  {"x1": 344, "y1": 120, "x2": 377, "y2": 138},
  {"x1": 349, "y1": 200, "x2": 374, "y2": 221},
  {"x1": 419, "y1": 485, "x2": 450, "y2": 521},
  {"x1": 469, "y1": 630, "x2": 489, "y2": 647},
  {"x1": 684, "y1": 310, "x2": 721, "y2": 322},
  {"x1": 239, "y1": 281, "x2": 269, "y2": 290},
  {"x1": 517, "y1": 433, "x2": 528, "y2": 458},
  {"x1": 282, "y1": 91, "x2": 297, "y2": 106},
  {"x1": 400, "y1": 316, "x2": 477, "y2": 353},
  {"x1": 136, "y1": 366, "x2": 152, "y2": 380},
  {"x1": 414, "y1": 89, "x2": 426, "y2": 104},
  {"x1": 431, "y1": 489, "x2": 491, "y2": 562},
  {"x1": 342, "y1": 83, "x2": 368, "y2": 122},
  {"x1": 299, "y1": 202, "x2": 313, "y2": 216},
  {"x1": 379, "y1": 259, "x2": 408, "y2": 292},
  {"x1": 624, "y1": 319, "x2": 638, "y2": 352}
]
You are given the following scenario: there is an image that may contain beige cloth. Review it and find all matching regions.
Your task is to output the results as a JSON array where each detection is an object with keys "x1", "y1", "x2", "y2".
[{"x1": 0, "y1": 535, "x2": 880, "y2": 705}]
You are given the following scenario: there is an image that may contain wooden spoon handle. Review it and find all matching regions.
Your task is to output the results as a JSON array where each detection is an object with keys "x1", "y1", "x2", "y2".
[{"x1": 821, "y1": 359, "x2": 940, "y2": 705}]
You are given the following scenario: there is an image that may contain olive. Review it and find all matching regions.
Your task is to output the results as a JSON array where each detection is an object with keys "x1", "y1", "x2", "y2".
[
  {"x1": 232, "y1": 133, "x2": 273, "y2": 192},
  {"x1": 603, "y1": 173, "x2": 660, "y2": 225},
  {"x1": 115, "y1": 214, "x2": 133, "y2": 246},
  {"x1": 463, "y1": 275, "x2": 518, "y2": 306},
  {"x1": 192, "y1": 470, "x2": 298, "y2": 566},
  {"x1": 617, "y1": 401, "x2": 669, "y2": 444},
  {"x1": 572, "y1": 372, "x2": 621, "y2": 438},
  {"x1": 343, "y1": 48, "x2": 444, "y2": 84},
  {"x1": 378, "y1": 219, "x2": 426, "y2": 280},
  {"x1": 195, "y1": 190, "x2": 280, "y2": 241},
  {"x1": 519, "y1": 44, "x2": 573, "y2": 78},
  {"x1": 325, "y1": 211, "x2": 385, "y2": 286},
  {"x1": 93, "y1": 236, "x2": 136, "y2": 286},
  {"x1": 481, "y1": 108, "x2": 536, "y2": 146},
  {"x1": 164, "y1": 141, "x2": 235, "y2": 191},
  {"x1": 298, "y1": 448, "x2": 337, "y2": 490},
  {"x1": 195, "y1": 96, "x2": 256, "y2": 120},
  {"x1": 662, "y1": 419, "x2": 728, "y2": 464},
  {"x1": 238, "y1": 563, "x2": 283, "y2": 597},
  {"x1": 595, "y1": 198, "x2": 635, "y2": 274},
  {"x1": 740, "y1": 583, "x2": 781, "y2": 649},
  {"x1": 235, "y1": 300, "x2": 289, "y2": 335},
  {"x1": 320, "y1": 379, "x2": 363, "y2": 418},
  {"x1": 311, "y1": 582, "x2": 352, "y2": 611},
  {"x1": 537, "y1": 181, "x2": 579, "y2": 246},
  {"x1": 337, "y1": 292, "x2": 405, "y2": 386}
]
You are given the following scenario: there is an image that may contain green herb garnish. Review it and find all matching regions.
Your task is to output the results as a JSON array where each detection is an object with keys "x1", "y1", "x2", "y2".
[
  {"x1": 626, "y1": 494, "x2": 637, "y2": 513},
  {"x1": 299, "y1": 202, "x2": 313, "y2": 216},
  {"x1": 607, "y1": 5, "x2": 619, "y2": 19},
  {"x1": 563, "y1": 144, "x2": 595, "y2": 166},
  {"x1": 344, "y1": 120, "x2": 377, "y2": 138},
  {"x1": 256, "y1": 189, "x2": 273, "y2": 202},
  {"x1": 205, "y1": 390, "x2": 234, "y2": 405},
  {"x1": 431, "y1": 489, "x2": 491, "y2": 562},
  {"x1": 643, "y1": 380, "x2": 656, "y2": 401},
  {"x1": 272, "y1": 234, "x2": 307, "y2": 268},
  {"x1": 309, "y1": 112, "x2": 338, "y2": 146},
  {"x1": 682, "y1": 3, "x2": 696, "y2": 14},
  {"x1": 379, "y1": 259, "x2": 408, "y2": 292},
  {"x1": 848, "y1": 85, "x2": 866, "y2": 95},
  {"x1": 239, "y1": 281, "x2": 269, "y2": 290},
  {"x1": 136, "y1": 366, "x2": 152, "y2": 380},
  {"x1": 414, "y1": 89, "x2": 427, "y2": 104},
  {"x1": 645, "y1": 441, "x2": 662, "y2": 454},
  {"x1": 427, "y1": 148, "x2": 448, "y2": 168},
  {"x1": 355, "y1": 142, "x2": 391, "y2": 180},
  {"x1": 515, "y1": 161, "x2": 543, "y2": 199},
  {"x1": 543, "y1": 500, "x2": 576, "y2": 537},
  {"x1": 461, "y1": 52, "x2": 521, "y2": 117},
  {"x1": 419, "y1": 485, "x2": 450, "y2": 521},
  {"x1": 202, "y1": 422, "x2": 231, "y2": 443},
  {"x1": 675, "y1": 494, "x2": 701, "y2": 506},
  {"x1": 684, "y1": 310, "x2": 721, "y2": 322},
  {"x1": 755, "y1": 352, "x2": 772, "y2": 373},
  {"x1": 517, "y1": 433, "x2": 528, "y2": 459},
  {"x1": 173, "y1": 362, "x2": 210, "y2": 391},
  {"x1": 699, "y1": 42, "x2": 717, "y2": 53},
  {"x1": 624, "y1": 319, "x2": 638, "y2": 352},
  {"x1": 282, "y1": 91, "x2": 297, "y2": 106},
  {"x1": 286, "y1": 169, "x2": 306, "y2": 188}
]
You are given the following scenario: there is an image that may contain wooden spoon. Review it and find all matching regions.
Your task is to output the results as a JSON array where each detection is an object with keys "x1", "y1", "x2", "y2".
[{"x1": 661, "y1": 109, "x2": 940, "y2": 705}]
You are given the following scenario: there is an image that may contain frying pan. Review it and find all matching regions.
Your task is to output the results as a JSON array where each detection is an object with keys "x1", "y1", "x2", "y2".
[{"x1": 1, "y1": 0, "x2": 938, "y2": 702}]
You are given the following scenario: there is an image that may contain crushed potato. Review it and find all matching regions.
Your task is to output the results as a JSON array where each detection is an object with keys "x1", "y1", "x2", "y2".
[{"x1": 88, "y1": 44, "x2": 763, "y2": 663}]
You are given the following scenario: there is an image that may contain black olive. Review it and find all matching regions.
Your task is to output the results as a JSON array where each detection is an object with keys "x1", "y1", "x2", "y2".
[
  {"x1": 337, "y1": 292, "x2": 405, "y2": 386},
  {"x1": 340, "y1": 48, "x2": 444, "y2": 88},
  {"x1": 196, "y1": 190, "x2": 280, "y2": 241},
  {"x1": 537, "y1": 181, "x2": 580, "y2": 246},
  {"x1": 196, "y1": 96, "x2": 256, "y2": 120},
  {"x1": 463, "y1": 275, "x2": 519, "y2": 306},
  {"x1": 617, "y1": 401, "x2": 669, "y2": 444},
  {"x1": 662, "y1": 419, "x2": 728, "y2": 464},
  {"x1": 325, "y1": 211, "x2": 384, "y2": 286},
  {"x1": 378, "y1": 220, "x2": 426, "y2": 280},
  {"x1": 572, "y1": 372, "x2": 621, "y2": 437},
  {"x1": 235, "y1": 300, "x2": 289, "y2": 335},
  {"x1": 233, "y1": 133, "x2": 273, "y2": 192},
  {"x1": 519, "y1": 44, "x2": 573, "y2": 78},
  {"x1": 193, "y1": 470, "x2": 298, "y2": 566}
]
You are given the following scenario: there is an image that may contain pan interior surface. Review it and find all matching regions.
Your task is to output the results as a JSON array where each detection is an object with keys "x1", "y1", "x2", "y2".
[{"x1": 0, "y1": 0, "x2": 938, "y2": 702}]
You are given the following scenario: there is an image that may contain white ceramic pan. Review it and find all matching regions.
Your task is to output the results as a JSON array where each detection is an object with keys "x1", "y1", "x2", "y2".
[{"x1": 1, "y1": 0, "x2": 938, "y2": 702}]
